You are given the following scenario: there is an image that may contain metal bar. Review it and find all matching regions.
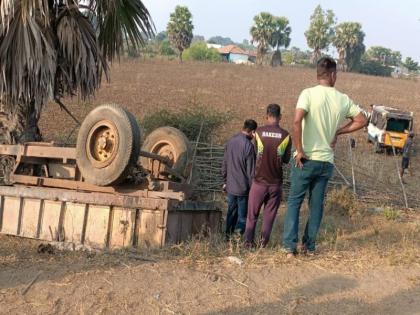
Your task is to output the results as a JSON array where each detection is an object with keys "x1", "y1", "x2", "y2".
[
  {"x1": 0, "y1": 185, "x2": 170, "y2": 210},
  {"x1": 0, "y1": 144, "x2": 76, "y2": 160}
]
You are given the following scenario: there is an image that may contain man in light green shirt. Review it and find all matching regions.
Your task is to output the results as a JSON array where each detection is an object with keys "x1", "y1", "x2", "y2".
[{"x1": 283, "y1": 57, "x2": 367, "y2": 257}]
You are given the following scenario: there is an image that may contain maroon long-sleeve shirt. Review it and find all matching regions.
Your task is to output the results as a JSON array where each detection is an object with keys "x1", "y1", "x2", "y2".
[{"x1": 254, "y1": 124, "x2": 292, "y2": 185}]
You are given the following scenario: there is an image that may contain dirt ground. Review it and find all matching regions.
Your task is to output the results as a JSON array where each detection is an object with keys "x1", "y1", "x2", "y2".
[
  {"x1": 1, "y1": 60, "x2": 419, "y2": 314},
  {"x1": 1, "y1": 205, "x2": 419, "y2": 315}
]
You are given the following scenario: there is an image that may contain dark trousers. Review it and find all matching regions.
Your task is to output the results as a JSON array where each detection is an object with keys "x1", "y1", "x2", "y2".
[
  {"x1": 225, "y1": 194, "x2": 248, "y2": 236},
  {"x1": 283, "y1": 160, "x2": 334, "y2": 253},
  {"x1": 244, "y1": 182, "x2": 282, "y2": 247}
]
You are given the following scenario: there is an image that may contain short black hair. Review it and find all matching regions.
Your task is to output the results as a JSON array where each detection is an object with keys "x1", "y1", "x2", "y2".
[
  {"x1": 266, "y1": 104, "x2": 281, "y2": 118},
  {"x1": 317, "y1": 57, "x2": 337, "y2": 79},
  {"x1": 243, "y1": 119, "x2": 258, "y2": 132}
]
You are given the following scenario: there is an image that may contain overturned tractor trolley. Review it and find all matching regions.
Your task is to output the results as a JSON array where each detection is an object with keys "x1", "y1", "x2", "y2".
[{"x1": 0, "y1": 104, "x2": 221, "y2": 249}]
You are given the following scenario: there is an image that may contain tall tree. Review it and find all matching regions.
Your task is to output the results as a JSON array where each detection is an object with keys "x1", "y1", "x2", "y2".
[
  {"x1": 250, "y1": 12, "x2": 275, "y2": 65},
  {"x1": 333, "y1": 22, "x2": 365, "y2": 72},
  {"x1": 166, "y1": 6, "x2": 193, "y2": 62},
  {"x1": 366, "y1": 46, "x2": 402, "y2": 66},
  {"x1": 0, "y1": 0, "x2": 154, "y2": 144},
  {"x1": 305, "y1": 5, "x2": 335, "y2": 64},
  {"x1": 270, "y1": 17, "x2": 292, "y2": 67}
]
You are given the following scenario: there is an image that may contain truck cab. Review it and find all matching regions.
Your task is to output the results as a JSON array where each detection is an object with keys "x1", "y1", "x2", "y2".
[{"x1": 367, "y1": 105, "x2": 413, "y2": 153}]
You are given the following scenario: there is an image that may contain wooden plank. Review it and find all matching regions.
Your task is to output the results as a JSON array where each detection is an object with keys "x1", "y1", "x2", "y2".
[
  {"x1": 11, "y1": 175, "x2": 185, "y2": 201},
  {"x1": 137, "y1": 209, "x2": 165, "y2": 248},
  {"x1": 165, "y1": 212, "x2": 181, "y2": 244},
  {"x1": 0, "y1": 197, "x2": 21, "y2": 235},
  {"x1": 39, "y1": 200, "x2": 62, "y2": 241},
  {"x1": 63, "y1": 203, "x2": 86, "y2": 244},
  {"x1": 0, "y1": 144, "x2": 76, "y2": 160},
  {"x1": 84, "y1": 205, "x2": 110, "y2": 248},
  {"x1": 109, "y1": 207, "x2": 136, "y2": 249},
  {"x1": 20, "y1": 199, "x2": 42, "y2": 238},
  {"x1": 179, "y1": 212, "x2": 193, "y2": 242},
  {"x1": 0, "y1": 185, "x2": 170, "y2": 210}
]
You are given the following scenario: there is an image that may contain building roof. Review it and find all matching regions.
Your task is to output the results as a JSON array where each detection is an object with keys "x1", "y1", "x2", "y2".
[{"x1": 218, "y1": 45, "x2": 248, "y2": 55}]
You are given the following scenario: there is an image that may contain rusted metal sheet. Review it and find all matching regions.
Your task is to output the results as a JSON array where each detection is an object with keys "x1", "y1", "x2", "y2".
[
  {"x1": 109, "y1": 207, "x2": 136, "y2": 249},
  {"x1": 20, "y1": 198, "x2": 42, "y2": 238},
  {"x1": 63, "y1": 203, "x2": 86, "y2": 244},
  {"x1": 0, "y1": 186, "x2": 221, "y2": 249},
  {"x1": 84, "y1": 205, "x2": 110, "y2": 248}
]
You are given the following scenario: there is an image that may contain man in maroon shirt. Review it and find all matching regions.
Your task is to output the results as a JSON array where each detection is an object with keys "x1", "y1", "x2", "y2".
[{"x1": 244, "y1": 104, "x2": 292, "y2": 247}]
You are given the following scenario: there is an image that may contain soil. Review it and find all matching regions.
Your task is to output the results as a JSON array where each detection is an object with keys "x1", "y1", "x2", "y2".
[
  {"x1": 1, "y1": 208, "x2": 419, "y2": 315},
  {"x1": 2, "y1": 59, "x2": 419, "y2": 314}
]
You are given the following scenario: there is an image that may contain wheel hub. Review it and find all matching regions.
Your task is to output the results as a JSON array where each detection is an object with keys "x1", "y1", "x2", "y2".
[{"x1": 86, "y1": 121, "x2": 119, "y2": 168}]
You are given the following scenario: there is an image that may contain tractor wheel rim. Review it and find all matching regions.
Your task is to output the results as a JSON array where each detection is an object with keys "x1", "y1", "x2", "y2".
[
  {"x1": 86, "y1": 120, "x2": 119, "y2": 169},
  {"x1": 150, "y1": 141, "x2": 177, "y2": 174}
]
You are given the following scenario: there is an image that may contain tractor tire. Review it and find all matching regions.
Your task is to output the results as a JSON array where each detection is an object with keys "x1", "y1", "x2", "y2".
[
  {"x1": 140, "y1": 127, "x2": 191, "y2": 178},
  {"x1": 76, "y1": 104, "x2": 140, "y2": 186}
]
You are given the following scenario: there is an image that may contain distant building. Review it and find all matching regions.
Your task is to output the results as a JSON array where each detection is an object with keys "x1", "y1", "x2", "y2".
[
  {"x1": 218, "y1": 45, "x2": 256, "y2": 64},
  {"x1": 207, "y1": 43, "x2": 222, "y2": 50}
]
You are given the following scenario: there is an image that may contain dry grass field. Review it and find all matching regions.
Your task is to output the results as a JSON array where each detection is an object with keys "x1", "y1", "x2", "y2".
[{"x1": 1, "y1": 59, "x2": 419, "y2": 314}]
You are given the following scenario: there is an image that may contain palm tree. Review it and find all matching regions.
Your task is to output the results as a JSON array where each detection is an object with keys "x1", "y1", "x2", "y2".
[
  {"x1": 270, "y1": 17, "x2": 291, "y2": 67},
  {"x1": 0, "y1": 0, "x2": 154, "y2": 144},
  {"x1": 166, "y1": 5, "x2": 194, "y2": 62},
  {"x1": 333, "y1": 22, "x2": 365, "y2": 72},
  {"x1": 250, "y1": 12, "x2": 275, "y2": 65}
]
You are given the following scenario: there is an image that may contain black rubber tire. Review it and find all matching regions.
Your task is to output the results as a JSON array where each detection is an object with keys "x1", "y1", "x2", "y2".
[
  {"x1": 140, "y1": 127, "x2": 191, "y2": 177},
  {"x1": 76, "y1": 104, "x2": 139, "y2": 186},
  {"x1": 124, "y1": 108, "x2": 142, "y2": 166}
]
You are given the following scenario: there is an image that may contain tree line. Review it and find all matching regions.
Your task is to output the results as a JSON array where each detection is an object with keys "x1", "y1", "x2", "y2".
[{"x1": 140, "y1": 5, "x2": 419, "y2": 77}]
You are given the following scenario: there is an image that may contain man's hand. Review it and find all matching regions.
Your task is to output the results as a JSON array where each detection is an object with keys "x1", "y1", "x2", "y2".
[
  {"x1": 222, "y1": 184, "x2": 227, "y2": 193},
  {"x1": 294, "y1": 150, "x2": 309, "y2": 169}
]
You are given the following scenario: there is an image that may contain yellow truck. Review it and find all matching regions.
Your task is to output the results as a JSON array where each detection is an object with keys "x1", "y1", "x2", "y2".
[{"x1": 367, "y1": 105, "x2": 414, "y2": 153}]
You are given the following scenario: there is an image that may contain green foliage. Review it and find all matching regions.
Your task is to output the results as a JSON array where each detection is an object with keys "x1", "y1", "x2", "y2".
[
  {"x1": 159, "y1": 40, "x2": 176, "y2": 56},
  {"x1": 142, "y1": 106, "x2": 229, "y2": 142},
  {"x1": 359, "y1": 56, "x2": 392, "y2": 77},
  {"x1": 182, "y1": 42, "x2": 221, "y2": 62},
  {"x1": 282, "y1": 47, "x2": 312, "y2": 65},
  {"x1": 403, "y1": 57, "x2": 419, "y2": 71},
  {"x1": 192, "y1": 35, "x2": 206, "y2": 43},
  {"x1": 167, "y1": 5, "x2": 194, "y2": 60},
  {"x1": 0, "y1": 0, "x2": 154, "y2": 116},
  {"x1": 366, "y1": 46, "x2": 402, "y2": 67},
  {"x1": 250, "y1": 12, "x2": 292, "y2": 66},
  {"x1": 383, "y1": 207, "x2": 401, "y2": 221},
  {"x1": 237, "y1": 39, "x2": 255, "y2": 51},
  {"x1": 305, "y1": 5, "x2": 336, "y2": 64},
  {"x1": 208, "y1": 36, "x2": 234, "y2": 46},
  {"x1": 155, "y1": 31, "x2": 168, "y2": 43},
  {"x1": 333, "y1": 22, "x2": 365, "y2": 72}
]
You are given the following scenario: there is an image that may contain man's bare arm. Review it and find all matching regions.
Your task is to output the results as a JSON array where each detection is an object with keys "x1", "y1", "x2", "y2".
[
  {"x1": 293, "y1": 109, "x2": 308, "y2": 168},
  {"x1": 336, "y1": 112, "x2": 367, "y2": 136}
]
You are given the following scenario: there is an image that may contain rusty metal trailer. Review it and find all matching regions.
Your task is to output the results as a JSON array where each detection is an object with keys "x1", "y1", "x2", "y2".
[
  {"x1": 0, "y1": 185, "x2": 221, "y2": 249},
  {"x1": 0, "y1": 104, "x2": 222, "y2": 249}
]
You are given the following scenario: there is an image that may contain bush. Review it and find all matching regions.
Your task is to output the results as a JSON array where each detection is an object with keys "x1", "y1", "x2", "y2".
[
  {"x1": 358, "y1": 58, "x2": 392, "y2": 77},
  {"x1": 142, "y1": 105, "x2": 229, "y2": 143},
  {"x1": 159, "y1": 40, "x2": 176, "y2": 56},
  {"x1": 182, "y1": 42, "x2": 221, "y2": 62}
]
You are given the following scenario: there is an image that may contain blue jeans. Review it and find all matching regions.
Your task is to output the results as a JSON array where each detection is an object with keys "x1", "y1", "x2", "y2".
[
  {"x1": 283, "y1": 160, "x2": 334, "y2": 253},
  {"x1": 226, "y1": 194, "x2": 248, "y2": 235}
]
